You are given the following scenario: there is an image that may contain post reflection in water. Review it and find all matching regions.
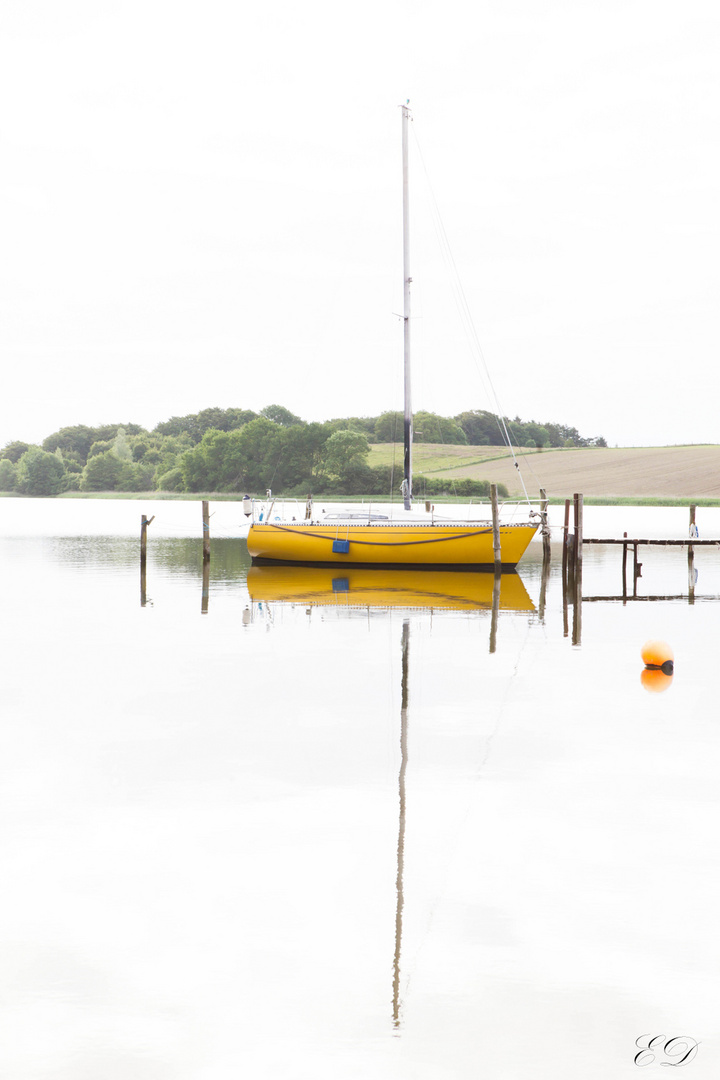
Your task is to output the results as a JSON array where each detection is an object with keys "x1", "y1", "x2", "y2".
[
  {"x1": 489, "y1": 571, "x2": 501, "y2": 653},
  {"x1": 201, "y1": 559, "x2": 210, "y2": 614}
]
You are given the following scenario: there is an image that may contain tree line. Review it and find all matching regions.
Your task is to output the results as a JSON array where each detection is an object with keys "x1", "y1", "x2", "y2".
[{"x1": 0, "y1": 404, "x2": 606, "y2": 498}]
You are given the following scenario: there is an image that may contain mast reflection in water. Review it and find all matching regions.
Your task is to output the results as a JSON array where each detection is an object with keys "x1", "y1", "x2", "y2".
[{"x1": 393, "y1": 619, "x2": 410, "y2": 1030}]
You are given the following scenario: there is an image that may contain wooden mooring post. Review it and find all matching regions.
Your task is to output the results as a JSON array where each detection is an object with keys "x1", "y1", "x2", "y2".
[
  {"x1": 140, "y1": 513, "x2": 155, "y2": 607},
  {"x1": 536, "y1": 487, "x2": 551, "y2": 623},
  {"x1": 571, "y1": 494, "x2": 583, "y2": 646},
  {"x1": 490, "y1": 484, "x2": 502, "y2": 574},
  {"x1": 562, "y1": 499, "x2": 571, "y2": 584},
  {"x1": 688, "y1": 505, "x2": 696, "y2": 604},
  {"x1": 561, "y1": 499, "x2": 571, "y2": 637},
  {"x1": 573, "y1": 493, "x2": 583, "y2": 576},
  {"x1": 633, "y1": 542, "x2": 641, "y2": 590},
  {"x1": 202, "y1": 500, "x2": 211, "y2": 562},
  {"x1": 540, "y1": 488, "x2": 551, "y2": 566}
]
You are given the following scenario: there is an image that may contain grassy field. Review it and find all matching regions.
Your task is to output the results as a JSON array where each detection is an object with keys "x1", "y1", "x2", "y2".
[{"x1": 368, "y1": 443, "x2": 720, "y2": 501}]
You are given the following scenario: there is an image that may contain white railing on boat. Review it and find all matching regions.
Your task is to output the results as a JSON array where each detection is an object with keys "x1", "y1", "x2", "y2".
[{"x1": 244, "y1": 495, "x2": 542, "y2": 528}]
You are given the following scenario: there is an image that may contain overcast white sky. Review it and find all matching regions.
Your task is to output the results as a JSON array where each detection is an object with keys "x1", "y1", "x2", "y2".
[{"x1": 2, "y1": 0, "x2": 719, "y2": 448}]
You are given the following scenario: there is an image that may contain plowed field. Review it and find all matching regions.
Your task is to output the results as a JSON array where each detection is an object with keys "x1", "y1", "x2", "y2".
[{"x1": 368, "y1": 444, "x2": 720, "y2": 500}]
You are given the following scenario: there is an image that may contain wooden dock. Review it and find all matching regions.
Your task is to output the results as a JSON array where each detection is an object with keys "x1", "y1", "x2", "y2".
[
  {"x1": 559, "y1": 497, "x2": 716, "y2": 607},
  {"x1": 583, "y1": 538, "x2": 719, "y2": 546}
]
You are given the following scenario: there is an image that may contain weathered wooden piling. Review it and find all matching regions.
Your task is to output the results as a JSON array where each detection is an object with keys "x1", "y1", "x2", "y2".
[
  {"x1": 202, "y1": 500, "x2": 210, "y2": 562},
  {"x1": 571, "y1": 494, "x2": 583, "y2": 646},
  {"x1": 688, "y1": 504, "x2": 697, "y2": 604},
  {"x1": 562, "y1": 498, "x2": 571, "y2": 585},
  {"x1": 540, "y1": 487, "x2": 551, "y2": 566},
  {"x1": 140, "y1": 513, "x2": 154, "y2": 561},
  {"x1": 490, "y1": 484, "x2": 502, "y2": 573},
  {"x1": 573, "y1": 492, "x2": 583, "y2": 575},
  {"x1": 140, "y1": 513, "x2": 154, "y2": 607},
  {"x1": 488, "y1": 483, "x2": 502, "y2": 647}
]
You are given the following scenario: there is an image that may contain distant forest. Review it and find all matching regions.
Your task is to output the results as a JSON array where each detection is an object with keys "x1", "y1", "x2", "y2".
[{"x1": 0, "y1": 405, "x2": 607, "y2": 498}]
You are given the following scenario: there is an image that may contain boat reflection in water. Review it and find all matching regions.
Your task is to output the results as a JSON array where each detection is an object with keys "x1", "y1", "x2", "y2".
[
  {"x1": 246, "y1": 565, "x2": 535, "y2": 614},
  {"x1": 248, "y1": 563, "x2": 533, "y2": 1029},
  {"x1": 246, "y1": 563, "x2": 534, "y2": 1032}
]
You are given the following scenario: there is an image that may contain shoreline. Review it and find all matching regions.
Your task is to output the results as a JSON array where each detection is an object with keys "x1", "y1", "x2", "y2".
[{"x1": 3, "y1": 492, "x2": 720, "y2": 508}]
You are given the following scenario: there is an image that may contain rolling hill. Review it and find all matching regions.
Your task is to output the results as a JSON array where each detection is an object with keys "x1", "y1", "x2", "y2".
[{"x1": 367, "y1": 444, "x2": 720, "y2": 500}]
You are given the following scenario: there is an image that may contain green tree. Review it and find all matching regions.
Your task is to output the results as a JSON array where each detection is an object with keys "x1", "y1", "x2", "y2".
[
  {"x1": 326, "y1": 416, "x2": 377, "y2": 436},
  {"x1": 321, "y1": 430, "x2": 370, "y2": 476},
  {"x1": 16, "y1": 447, "x2": 67, "y2": 496},
  {"x1": 87, "y1": 439, "x2": 114, "y2": 458},
  {"x1": 523, "y1": 423, "x2": 549, "y2": 448},
  {"x1": 544, "y1": 422, "x2": 583, "y2": 448},
  {"x1": 119, "y1": 461, "x2": 154, "y2": 491},
  {"x1": 93, "y1": 422, "x2": 145, "y2": 442},
  {"x1": 413, "y1": 411, "x2": 467, "y2": 444},
  {"x1": 113, "y1": 428, "x2": 133, "y2": 462},
  {"x1": 179, "y1": 440, "x2": 212, "y2": 491},
  {"x1": 179, "y1": 418, "x2": 311, "y2": 493},
  {"x1": 374, "y1": 411, "x2": 404, "y2": 442},
  {"x1": 156, "y1": 467, "x2": 185, "y2": 492},
  {"x1": 42, "y1": 425, "x2": 98, "y2": 463},
  {"x1": 455, "y1": 410, "x2": 500, "y2": 445},
  {"x1": 277, "y1": 422, "x2": 330, "y2": 487},
  {"x1": 373, "y1": 411, "x2": 466, "y2": 445},
  {"x1": 180, "y1": 429, "x2": 248, "y2": 491},
  {"x1": 154, "y1": 407, "x2": 258, "y2": 442},
  {"x1": 233, "y1": 418, "x2": 284, "y2": 490},
  {"x1": 1, "y1": 440, "x2": 30, "y2": 463},
  {"x1": 0, "y1": 458, "x2": 17, "y2": 490},
  {"x1": 261, "y1": 404, "x2": 303, "y2": 427},
  {"x1": 81, "y1": 451, "x2": 124, "y2": 491}
]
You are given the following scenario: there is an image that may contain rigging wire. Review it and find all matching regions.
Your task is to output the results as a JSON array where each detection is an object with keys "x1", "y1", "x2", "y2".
[{"x1": 411, "y1": 126, "x2": 535, "y2": 507}]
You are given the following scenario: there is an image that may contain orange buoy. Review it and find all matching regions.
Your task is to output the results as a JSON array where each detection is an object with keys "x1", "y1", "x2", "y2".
[
  {"x1": 641, "y1": 639, "x2": 674, "y2": 674},
  {"x1": 641, "y1": 667, "x2": 673, "y2": 693}
]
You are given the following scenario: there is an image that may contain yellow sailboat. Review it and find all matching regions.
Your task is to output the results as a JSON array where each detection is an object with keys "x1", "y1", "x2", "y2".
[
  {"x1": 247, "y1": 515, "x2": 537, "y2": 570},
  {"x1": 246, "y1": 105, "x2": 538, "y2": 570}
]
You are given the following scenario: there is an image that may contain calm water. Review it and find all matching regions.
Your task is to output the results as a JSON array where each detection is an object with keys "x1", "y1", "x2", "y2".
[{"x1": 2, "y1": 498, "x2": 720, "y2": 1079}]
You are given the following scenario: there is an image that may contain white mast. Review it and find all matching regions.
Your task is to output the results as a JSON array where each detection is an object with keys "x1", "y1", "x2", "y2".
[{"x1": 401, "y1": 103, "x2": 413, "y2": 511}]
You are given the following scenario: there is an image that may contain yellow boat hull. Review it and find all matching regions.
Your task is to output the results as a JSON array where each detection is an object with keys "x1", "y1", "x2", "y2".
[
  {"x1": 246, "y1": 521, "x2": 537, "y2": 569},
  {"x1": 247, "y1": 564, "x2": 534, "y2": 611}
]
